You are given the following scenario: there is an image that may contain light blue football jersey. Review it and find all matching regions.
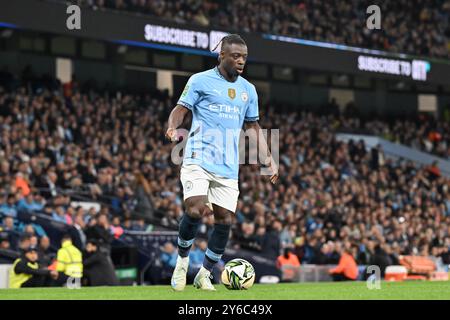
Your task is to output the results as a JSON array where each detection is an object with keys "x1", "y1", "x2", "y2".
[{"x1": 177, "y1": 67, "x2": 259, "y2": 180}]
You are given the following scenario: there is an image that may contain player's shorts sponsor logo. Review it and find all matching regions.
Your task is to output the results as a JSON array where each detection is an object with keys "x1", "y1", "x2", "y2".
[
  {"x1": 228, "y1": 88, "x2": 236, "y2": 99},
  {"x1": 241, "y1": 92, "x2": 248, "y2": 102},
  {"x1": 185, "y1": 180, "x2": 193, "y2": 192}
]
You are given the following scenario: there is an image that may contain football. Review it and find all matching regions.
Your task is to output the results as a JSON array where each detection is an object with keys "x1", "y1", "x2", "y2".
[{"x1": 221, "y1": 258, "x2": 256, "y2": 290}]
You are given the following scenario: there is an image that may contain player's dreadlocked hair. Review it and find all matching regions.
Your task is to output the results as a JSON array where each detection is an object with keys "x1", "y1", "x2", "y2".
[{"x1": 213, "y1": 34, "x2": 246, "y2": 61}]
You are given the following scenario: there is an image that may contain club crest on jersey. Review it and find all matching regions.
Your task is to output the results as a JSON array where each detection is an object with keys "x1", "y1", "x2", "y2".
[
  {"x1": 241, "y1": 92, "x2": 248, "y2": 102},
  {"x1": 228, "y1": 88, "x2": 236, "y2": 99}
]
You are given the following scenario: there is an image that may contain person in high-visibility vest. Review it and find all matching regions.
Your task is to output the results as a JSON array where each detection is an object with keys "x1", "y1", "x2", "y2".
[
  {"x1": 329, "y1": 245, "x2": 359, "y2": 281},
  {"x1": 276, "y1": 247, "x2": 301, "y2": 282},
  {"x1": 55, "y1": 234, "x2": 83, "y2": 286},
  {"x1": 9, "y1": 246, "x2": 58, "y2": 288}
]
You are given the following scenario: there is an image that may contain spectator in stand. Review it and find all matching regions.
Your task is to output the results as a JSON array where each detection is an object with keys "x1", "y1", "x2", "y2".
[
  {"x1": 276, "y1": 247, "x2": 301, "y2": 282},
  {"x1": 280, "y1": 223, "x2": 298, "y2": 250},
  {"x1": 65, "y1": 207, "x2": 74, "y2": 225},
  {"x1": 1, "y1": 216, "x2": 18, "y2": 249},
  {"x1": 15, "y1": 172, "x2": 31, "y2": 197},
  {"x1": 110, "y1": 216, "x2": 124, "y2": 239},
  {"x1": 0, "y1": 232, "x2": 12, "y2": 263},
  {"x1": 54, "y1": 234, "x2": 83, "y2": 287},
  {"x1": 428, "y1": 160, "x2": 441, "y2": 180},
  {"x1": 130, "y1": 217, "x2": 147, "y2": 232},
  {"x1": 18, "y1": 234, "x2": 31, "y2": 252},
  {"x1": 17, "y1": 193, "x2": 44, "y2": 213},
  {"x1": 329, "y1": 243, "x2": 359, "y2": 281},
  {"x1": 234, "y1": 221, "x2": 260, "y2": 251},
  {"x1": 29, "y1": 234, "x2": 38, "y2": 248},
  {"x1": 313, "y1": 242, "x2": 333, "y2": 265},
  {"x1": 439, "y1": 245, "x2": 450, "y2": 267},
  {"x1": 83, "y1": 239, "x2": 119, "y2": 286},
  {"x1": 161, "y1": 242, "x2": 177, "y2": 268},
  {"x1": 85, "y1": 207, "x2": 98, "y2": 225},
  {"x1": 0, "y1": 194, "x2": 18, "y2": 218},
  {"x1": 0, "y1": 233, "x2": 10, "y2": 250},
  {"x1": 261, "y1": 220, "x2": 282, "y2": 259},
  {"x1": 85, "y1": 212, "x2": 114, "y2": 254},
  {"x1": 35, "y1": 170, "x2": 59, "y2": 199},
  {"x1": 38, "y1": 236, "x2": 53, "y2": 268},
  {"x1": 18, "y1": 223, "x2": 47, "y2": 238},
  {"x1": 367, "y1": 244, "x2": 392, "y2": 278},
  {"x1": 73, "y1": 210, "x2": 87, "y2": 249},
  {"x1": 52, "y1": 206, "x2": 67, "y2": 224},
  {"x1": 122, "y1": 218, "x2": 132, "y2": 231},
  {"x1": 9, "y1": 246, "x2": 58, "y2": 288},
  {"x1": 131, "y1": 172, "x2": 156, "y2": 221},
  {"x1": 1, "y1": 216, "x2": 16, "y2": 232}
]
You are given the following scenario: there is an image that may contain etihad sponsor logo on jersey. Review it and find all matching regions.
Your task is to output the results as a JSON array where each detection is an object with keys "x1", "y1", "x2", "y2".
[{"x1": 208, "y1": 104, "x2": 241, "y2": 120}]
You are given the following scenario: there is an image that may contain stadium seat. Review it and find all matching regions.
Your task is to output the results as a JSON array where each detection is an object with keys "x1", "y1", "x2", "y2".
[{"x1": 399, "y1": 256, "x2": 436, "y2": 279}]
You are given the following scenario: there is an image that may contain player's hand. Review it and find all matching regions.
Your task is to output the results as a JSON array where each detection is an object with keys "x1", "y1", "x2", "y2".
[
  {"x1": 50, "y1": 270, "x2": 59, "y2": 279},
  {"x1": 165, "y1": 127, "x2": 179, "y2": 142},
  {"x1": 269, "y1": 161, "x2": 279, "y2": 184}
]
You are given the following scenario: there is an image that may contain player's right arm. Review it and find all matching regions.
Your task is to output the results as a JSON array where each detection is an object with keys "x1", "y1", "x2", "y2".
[
  {"x1": 166, "y1": 105, "x2": 190, "y2": 142},
  {"x1": 166, "y1": 74, "x2": 200, "y2": 142}
]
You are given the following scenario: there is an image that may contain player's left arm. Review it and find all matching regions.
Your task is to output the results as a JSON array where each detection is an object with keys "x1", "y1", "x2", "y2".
[
  {"x1": 243, "y1": 84, "x2": 278, "y2": 184},
  {"x1": 244, "y1": 120, "x2": 279, "y2": 184}
]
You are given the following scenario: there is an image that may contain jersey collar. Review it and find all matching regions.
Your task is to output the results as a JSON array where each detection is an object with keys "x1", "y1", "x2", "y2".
[{"x1": 214, "y1": 66, "x2": 238, "y2": 83}]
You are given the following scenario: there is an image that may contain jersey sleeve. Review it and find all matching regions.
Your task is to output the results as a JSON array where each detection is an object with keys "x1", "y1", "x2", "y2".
[
  {"x1": 245, "y1": 84, "x2": 259, "y2": 122},
  {"x1": 177, "y1": 74, "x2": 201, "y2": 110}
]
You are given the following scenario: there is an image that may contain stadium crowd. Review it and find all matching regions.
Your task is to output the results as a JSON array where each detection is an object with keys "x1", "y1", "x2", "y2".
[
  {"x1": 1, "y1": 70, "x2": 450, "y2": 287},
  {"x1": 55, "y1": 0, "x2": 450, "y2": 59},
  {"x1": 236, "y1": 108, "x2": 450, "y2": 269},
  {"x1": 358, "y1": 117, "x2": 450, "y2": 160}
]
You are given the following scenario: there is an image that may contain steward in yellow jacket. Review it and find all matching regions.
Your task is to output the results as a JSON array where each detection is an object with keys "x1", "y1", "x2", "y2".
[
  {"x1": 9, "y1": 246, "x2": 57, "y2": 288},
  {"x1": 55, "y1": 234, "x2": 83, "y2": 286}
]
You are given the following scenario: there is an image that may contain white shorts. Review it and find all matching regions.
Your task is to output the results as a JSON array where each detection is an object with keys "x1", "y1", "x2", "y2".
[{"x1": 180, "y1": 164, "x2": 239, "y2": 213}]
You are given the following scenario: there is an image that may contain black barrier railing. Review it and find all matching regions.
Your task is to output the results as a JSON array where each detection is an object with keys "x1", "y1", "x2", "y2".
[
  {"x1": 30, "y1": 186, "x2": 166, "y2": 226},
  {"x1": 0, "y1": 248, "x2": 20, "y2": 264}
]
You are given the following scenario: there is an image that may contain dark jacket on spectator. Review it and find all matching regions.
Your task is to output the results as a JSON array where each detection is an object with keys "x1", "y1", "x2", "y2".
[
  {"x1": 261, "y1": 230, "x2": 280, "y2": 259},
  {"x1": 83, "y1": 250, "x2": 119, "y2": 286},
  {"x1": 85, "y1": 226, "x2": 114, "y2": 254},
  {"x1": 38, "y1": 248, "x2": 53, "y2": 268},
  {"x1": 369, "y1": 246, "x2": 392, "y2": 278}
]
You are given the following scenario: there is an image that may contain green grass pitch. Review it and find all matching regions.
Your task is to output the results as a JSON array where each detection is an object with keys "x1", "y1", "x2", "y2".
[{"x1": 0, "y1": 281, "x2": 450, "y2": 300}]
